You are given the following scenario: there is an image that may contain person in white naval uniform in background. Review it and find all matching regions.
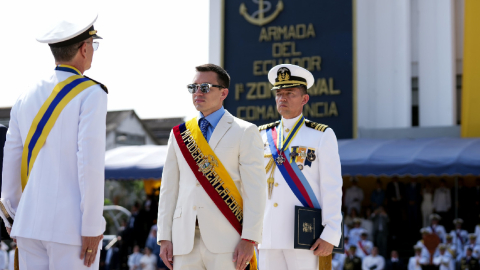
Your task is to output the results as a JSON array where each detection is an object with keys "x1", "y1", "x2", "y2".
[
  {"x1": 345, "y1": 178, "x2": 364, "y2": 215},
  {"x1": 362, "y1": 247, "x2": 385, "y2": 270},
  {"x1": 450, "y1": 218, "x2": 468, "y2": 256},
  {"x1": 425, "y1": 214, "x2": 447, "y2": 243},
  {"x1": 433, "y1": 244, "x2": 454, "y2": 270},
  {"x1": 349, "y1": 219, "x2": 366, "y2": 247},
  {"x1": 463, "y1": 234, "x2": 480, "y2": 259},
  {"x1": 0, "y1": 13, "x2": 107, "y2": 269},
  {"x1": 258, "y1": 64, "x2": 343, "y2": 270},
  {"x1": 356, "y1": 232, "x2": 373, "y2": 259},
  {"x1": 444, "y1": 235, "x2": 458, "y2": 261},
  {"x1": 408, "y1": 245, "x2": 429, "y2": 270}
]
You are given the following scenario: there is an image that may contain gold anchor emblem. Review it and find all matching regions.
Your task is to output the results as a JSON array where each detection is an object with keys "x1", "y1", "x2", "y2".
[{"x1": 239, "y1": 0, "x2": 284, "y2": 26}]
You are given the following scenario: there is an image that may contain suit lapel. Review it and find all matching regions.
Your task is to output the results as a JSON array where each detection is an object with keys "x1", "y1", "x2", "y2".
[{"x1": 209, "y1": 110, "x2": 233, "y2": 150}]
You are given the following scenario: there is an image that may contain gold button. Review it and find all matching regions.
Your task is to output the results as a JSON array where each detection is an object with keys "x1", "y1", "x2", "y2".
[
  {"x1": 285, "y1": 128, "x2": 290, "y2": 133},
  {"x1": 274, "y1": 183, "x2": 279, "y2": 187},
  {"x1": 274, "y1": 203, "x2": 278, "y2": 207},
  {"x1": 193, "y1": 206, "x2": 197, "y2": 210}
]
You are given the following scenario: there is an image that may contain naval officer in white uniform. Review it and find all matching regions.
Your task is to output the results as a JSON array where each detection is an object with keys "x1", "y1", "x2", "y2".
[
  {"x1": 0, "y1": 13, "x2": 107, "y2": 269},
  {"x1": 258, "y1": 64, "x2": 343, "y2": 270}
]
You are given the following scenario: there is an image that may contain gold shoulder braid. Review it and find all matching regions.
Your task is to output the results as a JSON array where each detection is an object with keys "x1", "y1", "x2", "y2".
[
  {"x1": 305, "y1": 120, "x2": 329, "y2": 132},
  {"x1": 258, "y1": 120, "x2": 280, "y2": 131}
]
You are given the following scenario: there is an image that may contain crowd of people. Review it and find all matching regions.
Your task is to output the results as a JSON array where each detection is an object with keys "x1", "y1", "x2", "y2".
[
  {"x1": 337, "y1": 176, "x2": 480, "y2": 270},
  {"x1": 100, "y1": 194, "x2": 165, "y2": 270}
]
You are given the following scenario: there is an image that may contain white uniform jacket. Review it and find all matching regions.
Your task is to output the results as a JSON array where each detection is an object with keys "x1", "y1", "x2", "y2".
[
  {"x1": 356, "y1": 240, "x2": 373, "y2": 258},
  {"x1": 463, "y1": 243, "x2": 480, "y2": 258},
  {"x1": 408, "y1": 255, "x2": 428, "y2": 270},
  {"x1": 156, "y1": 111, "x2": 266, "y2": 255},
  {"x1": 258, "y1": 115, "x2": 343, "y2": 249},
  {"x1": 450, "y1": 229, "x2": 468, "y2": 252},
  {"x1": 362, "y1": 255, "x2": 385, "y2": 270},
  {"x1": 349, "y1": 227, "x2": 365, "y2": 246},
  {"x1": 433, "y1": 253, "x2": 454, "y2": 270},
  {"x1": 1, "y1": 69, "x2": 107, "y2": 246}
]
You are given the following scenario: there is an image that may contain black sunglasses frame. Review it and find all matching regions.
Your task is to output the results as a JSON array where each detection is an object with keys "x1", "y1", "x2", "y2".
[{"x1": 187, "y1": 83, "x2": 225, "y2": 94}]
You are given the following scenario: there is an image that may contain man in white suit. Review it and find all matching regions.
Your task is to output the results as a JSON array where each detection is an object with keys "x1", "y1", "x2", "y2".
[
  {"x1": 258, "y1": 64, "x2": 343, "y2": 269},
  {"x1": 0, "y1": 14, "x2": 107, "y2": 269},
  {"x1": 157, "y1": 64, "x2": 266, "y2": 270}
]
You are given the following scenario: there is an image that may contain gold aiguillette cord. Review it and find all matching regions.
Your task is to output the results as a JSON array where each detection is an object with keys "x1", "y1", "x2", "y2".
[{"x1": 264, "y1": 154, "x2": 276, "y2": 199}]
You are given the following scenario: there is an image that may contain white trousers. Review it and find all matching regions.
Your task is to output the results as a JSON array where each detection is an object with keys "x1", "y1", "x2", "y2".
[
  {"x1": 17, "y1": 237, "x2": 100, "y2": 270},
  {"x1": 174, "y1": 228, "x2": 236, "y2": 270},
  {"x1": 259, "y1": 249, "x2": 318, "y2": 270}
]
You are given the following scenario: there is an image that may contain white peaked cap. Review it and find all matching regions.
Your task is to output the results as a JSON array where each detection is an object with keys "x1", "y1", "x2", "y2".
[
  {"x1": 36, "y1": 12, "x2": 101, "y2": 46},
  {"x1": 268, "y1": 64, "x2": 314, "y2": 90}
]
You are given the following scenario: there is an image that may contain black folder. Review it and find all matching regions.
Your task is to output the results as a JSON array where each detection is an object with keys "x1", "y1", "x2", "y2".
[{"x1": 294, "y1": 206, "x2": 344, "y2": 254}]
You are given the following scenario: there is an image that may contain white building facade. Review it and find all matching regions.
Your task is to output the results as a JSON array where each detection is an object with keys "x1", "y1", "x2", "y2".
[{"x1": 208, "y1": 0, "x2": 465, "y2": 139}]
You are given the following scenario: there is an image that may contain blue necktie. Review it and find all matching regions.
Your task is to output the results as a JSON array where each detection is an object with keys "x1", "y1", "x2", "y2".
[{"x1": 199, "y1": 118, "x2": 210, "y2": 141}]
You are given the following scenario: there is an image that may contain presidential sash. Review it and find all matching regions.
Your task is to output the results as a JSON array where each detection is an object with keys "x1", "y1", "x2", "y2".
[
  {"x1": 172, "y1": 118, "x2": 257, "y2": 269},
  {"x1": 20, "y1": 65, "x2": 98, "y2": 190}
]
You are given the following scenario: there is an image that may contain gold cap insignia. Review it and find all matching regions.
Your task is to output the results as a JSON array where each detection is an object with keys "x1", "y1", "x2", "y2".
[{"x1": 277, "y1": 67, "x2": 291, "y2": 82}]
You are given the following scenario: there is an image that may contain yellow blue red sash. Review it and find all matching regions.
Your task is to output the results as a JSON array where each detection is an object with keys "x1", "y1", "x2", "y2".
[
  {"x1": 20, "y1": 65, "x2": 98, "y2": 190},
  {"x1": 266, "y1": 120, "x2": 320, "y2": 209},
  {"x1": 173, "y1": 118, "x2": 257, "y2": 269}
]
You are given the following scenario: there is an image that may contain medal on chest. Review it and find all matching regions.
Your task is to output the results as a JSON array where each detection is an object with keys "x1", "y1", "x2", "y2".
[
  {"x1": 275, "y1": 155, "x2": 285, "y2": 165},
  {"x1": 264, "y1": 116, "x2": 305, "y2": 199}
]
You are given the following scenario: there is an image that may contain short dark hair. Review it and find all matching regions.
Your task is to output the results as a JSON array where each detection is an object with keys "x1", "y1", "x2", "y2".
[
  {"x1": 195, "y1": 64, "x2": 230, "y2": 89},
  {"x1": 297, "y1": 85, "x2": 307, "y2": 95},
  {"x1": 50, "y1": 39, "x2": 86, "y2": 62}
]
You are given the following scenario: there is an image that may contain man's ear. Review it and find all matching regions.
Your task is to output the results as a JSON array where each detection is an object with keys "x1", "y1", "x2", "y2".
[
  {"x1": 79, "y1": 42, "x2": 87, "y2": 59},
  {"x1": 301, "y1": 94, "x2": 309, "y2": 106},
  {"x1": 220, "y1": 88, "x2": 229, "y2": 101}
]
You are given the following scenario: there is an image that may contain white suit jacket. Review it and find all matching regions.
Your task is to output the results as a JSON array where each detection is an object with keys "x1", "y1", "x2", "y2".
[
  {"x1": 258, "y1": 115, "x2": 343, "y2": 249},
  {"x1": 1, "y1": 69, "x2": 107, "y2": 246},
  {"x1": 156, "y1": 111, "x2": 266, "y2": 255}
]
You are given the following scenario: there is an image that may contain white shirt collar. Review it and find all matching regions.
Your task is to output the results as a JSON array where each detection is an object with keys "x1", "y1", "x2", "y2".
[{"x1": 281, "y1": 114, "x2": 303, "y2": 131}]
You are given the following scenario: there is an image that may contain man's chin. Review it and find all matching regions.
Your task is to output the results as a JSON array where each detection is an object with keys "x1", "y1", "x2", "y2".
[
  {"x1": 277, "y1": 108, "x2": 289, "y2": 115},
  {"x1": 195, "y1": 104, "x2": 204, "y2": 111}
]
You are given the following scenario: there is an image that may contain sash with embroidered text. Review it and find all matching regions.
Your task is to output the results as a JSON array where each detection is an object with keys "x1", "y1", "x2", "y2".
[
  {"x1": 20, "y1": 65, "x2": 98, "y2": 190},
  {"x1": 172, "y1": 118, "x2": 257, "y2": 269}
]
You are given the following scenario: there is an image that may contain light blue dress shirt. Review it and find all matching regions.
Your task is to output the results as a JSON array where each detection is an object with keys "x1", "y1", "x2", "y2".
[{"x1": 197, "y1": 106, "x2": 225, "y2": 142}]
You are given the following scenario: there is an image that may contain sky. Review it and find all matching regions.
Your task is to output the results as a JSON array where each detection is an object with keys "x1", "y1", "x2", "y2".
[{"x1": 0, "y1": 0, "x2": 210, "y2": 120}]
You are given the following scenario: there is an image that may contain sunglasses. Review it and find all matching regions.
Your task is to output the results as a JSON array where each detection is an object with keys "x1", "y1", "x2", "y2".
[
  {"x1": 187, "y1": 83, "x2": 224, "y2": 94},
  {"x1": 78, "y1": 41, "x2": 99, "y2": 51}
]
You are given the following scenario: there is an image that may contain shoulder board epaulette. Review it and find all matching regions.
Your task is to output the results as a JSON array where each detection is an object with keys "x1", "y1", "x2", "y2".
[
  {"x1": 258, "y1": 121, "x2": 280, "y2": 131},
  {"x1": 84, "y1": 75, "x2": 108, "y2": 94},
  {"x1": 305, "y1": 120, "x2": 329, "y2": 132}
]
